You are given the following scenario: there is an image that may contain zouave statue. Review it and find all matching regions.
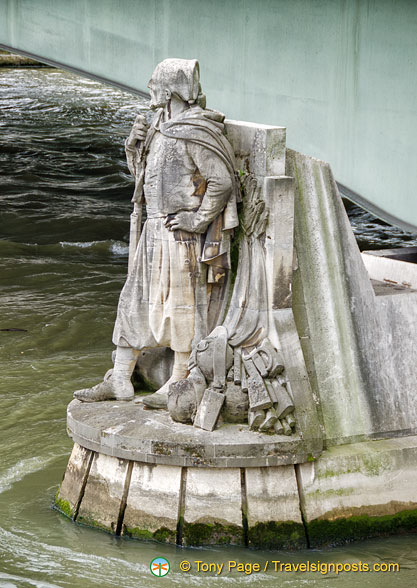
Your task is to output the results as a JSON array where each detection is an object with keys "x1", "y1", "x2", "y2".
[{"x1": 74, "y1": 58, "x2": 239, "y2": 409}]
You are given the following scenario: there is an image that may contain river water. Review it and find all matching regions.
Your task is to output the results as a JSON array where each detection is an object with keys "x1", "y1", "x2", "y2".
[{"x1": 1, "y1": 67, "x2": 416, "y2": 588}]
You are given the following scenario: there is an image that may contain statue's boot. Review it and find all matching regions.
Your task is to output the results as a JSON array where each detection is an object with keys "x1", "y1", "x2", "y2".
[
  {"x1": 74, "y1": 346, "x2": 139, "y2": 402},
  {"x1": 138, "y1": 351, "x2": 189, "y2": 409}
]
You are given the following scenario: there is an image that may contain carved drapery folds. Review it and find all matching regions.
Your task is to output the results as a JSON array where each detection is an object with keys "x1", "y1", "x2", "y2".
[{"x1": 168, "y1": 171, "x2": 296, "y2": 434}]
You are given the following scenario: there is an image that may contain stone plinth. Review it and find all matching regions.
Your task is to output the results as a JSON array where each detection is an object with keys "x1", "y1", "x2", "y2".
[
  {"x1": 67, "y1": 399, "x2": 322, "y2": 467},
  {"x1": 55, "y1": 399, "x2": 319, "y2": 548}
]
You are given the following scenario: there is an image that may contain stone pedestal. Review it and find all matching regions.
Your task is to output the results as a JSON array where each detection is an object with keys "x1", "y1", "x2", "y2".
[{"x1": 56, "y1": 399, "x2": 321, "y2": 547}]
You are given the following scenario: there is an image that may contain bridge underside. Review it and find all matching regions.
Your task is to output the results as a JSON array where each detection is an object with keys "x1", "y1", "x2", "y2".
[{"x1": 1, "y1": 0, "x2": 416, "y2": 232}]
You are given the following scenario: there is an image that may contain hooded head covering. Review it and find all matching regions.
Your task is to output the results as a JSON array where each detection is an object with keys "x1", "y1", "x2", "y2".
[{"x1": 149, "y1": 58, "x2": 201, "y2": 104}]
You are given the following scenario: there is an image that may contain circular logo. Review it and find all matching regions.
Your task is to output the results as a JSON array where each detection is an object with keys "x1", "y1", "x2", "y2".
[{"x1": 150, "y1": 557, "x2": 170, "y2": 577}]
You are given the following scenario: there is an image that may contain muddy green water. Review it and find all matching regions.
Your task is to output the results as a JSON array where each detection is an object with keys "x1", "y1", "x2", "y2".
[{"x1": 0, "y1": 68, "x2": 416, "y2": 587}]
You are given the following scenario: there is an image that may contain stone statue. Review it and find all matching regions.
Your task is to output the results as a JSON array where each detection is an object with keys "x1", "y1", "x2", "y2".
[{"x1": 74, "y1": 58, "x2": 239, "y2": 408}]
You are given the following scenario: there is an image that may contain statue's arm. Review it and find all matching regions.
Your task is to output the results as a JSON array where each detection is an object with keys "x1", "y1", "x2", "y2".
[
  {"x1": 125, "y1": 115, "x2": 148, "y2": 178},
  {"x1": 125, "y1": 141, "x2": 139, "y2": 177},
  {"x1": 165, "y1": 142, "x2": 233, "y2": 233}
]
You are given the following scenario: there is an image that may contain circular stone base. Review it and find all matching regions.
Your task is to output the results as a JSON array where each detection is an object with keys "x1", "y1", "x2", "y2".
[
  {"x1": 67, "y1": 398, "x2": 321, "y2": 467},
  {"x1": 57, "y1": 399, "x2": 321, "y2": 548}
]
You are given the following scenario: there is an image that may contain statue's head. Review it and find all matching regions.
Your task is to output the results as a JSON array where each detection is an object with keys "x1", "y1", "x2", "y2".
[{"x1": 148, "y1": 58, "x2": 201, "y2": 110}]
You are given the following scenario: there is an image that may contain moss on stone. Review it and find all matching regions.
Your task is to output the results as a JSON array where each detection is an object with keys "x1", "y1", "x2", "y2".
[
  {"x1": 152, "y1": 442, "x2": 173, "y2": 456},
  {"x1": 54, "y1": 496, "x2": 73, "y2": 519},
  {"x1": 153, "y1": 527, "x2": 176, "y2": 544},
  {"x1": 307, "y1": 508, "x2": 417, "y2": 547},
  {"x1": 182, "y1": 445, "x2": 204, "y2": 459},
  {"x1": 123, "y1": 525, "x2": 176, "y2": 544},
  {"x1": 183, "y1": 521, "x2": 244, "y2": 546},
  {"x1": 76, "y1": 514, "x2": 113, "y2": 533},
  {"x1": 248, "y1": 521, "x2": 307, "y2": 549},
  {"x1": 310, "y1": 487, "x2": 354, "y2": 498},
  {"x1": 124, "y1": 526, "x2": 153, "y2": 541},
  {"x1": 361, "y1": 454, "x2": 390, "y2": 477},
  {"x1": 316, "y1": 453, "x2": 391, "y2": 480}
]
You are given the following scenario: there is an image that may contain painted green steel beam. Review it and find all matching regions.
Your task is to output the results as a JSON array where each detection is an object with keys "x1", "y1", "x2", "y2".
[{"x1": 1, "y1": 0, "x2": 416, "y2": 231}]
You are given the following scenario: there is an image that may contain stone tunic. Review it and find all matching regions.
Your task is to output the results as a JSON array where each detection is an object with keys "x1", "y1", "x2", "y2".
[{"x1": 112, "y1": 129, "x2": 233, "y2": 352}]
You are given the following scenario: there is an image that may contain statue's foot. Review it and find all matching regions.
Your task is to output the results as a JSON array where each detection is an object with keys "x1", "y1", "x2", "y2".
[
  {"x1": 139, "y1": 391, "x2": 169, "y2": 409},
  {"x1": 136, "y1": 374, "x2": 185, "y2": 409},
  {"x1": 73, "y1": 378, "x2": 134, "y2": 402}
]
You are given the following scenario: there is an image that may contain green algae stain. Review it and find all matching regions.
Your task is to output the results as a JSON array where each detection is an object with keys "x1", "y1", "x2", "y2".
[
  {"x1": 54, "y1": 497, "x2": 73, "y2": 519},
  {"x1": 308, "y1": 508, "x2": 417, "y2": 547},
  {"x1": 123, "y1": 525, "x2": 176, "y2": 544},
  {"x1": 248, "y1": 521, "x2": 307, "y2": 549},
  {"x1": 75, "y1": 514, "x2": 115, "y2": 534},
  {"x1": 182, "y1": 521, "x2": 244, "y2": 546},
  {"x1": 123, "y1": 527, "x2": 153, "y2": 541}
]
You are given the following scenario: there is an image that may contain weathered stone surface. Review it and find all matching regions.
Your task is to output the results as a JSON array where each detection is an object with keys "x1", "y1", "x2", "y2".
[
  {"x1": 273, "y1": 309, "x2": 323, "y2": 444},
  {"x1": 0, "y1": 51, "x2": 45, "y2": 66},
  {"x1": 77, "y1": 452, "x2": 129, "y2": 532},
  {"x1": 222, "y1": 380, "x2": 248, "y2": 423},
  {"x1": 259, "y1": 408, "x2": 277, "y2": 431},
  {"x1": 122, "y1": 463, "x2": 182, "y2": 543},
  {"x1": 193, "y1": 388, "x2": 225, "y2": 431},
  {"x1": 271, "y1": 379, "x2": 294, "y2": 418},
  {"x1": 362, "y1": 248, "x2": 417, "y2": 291},
  {"x1": 55, "y1": 443, "x2": 93, "y2": 519},
  {"x1": 263, "y1": 176, "x2": 295, "y2": 311},
  {"x1": 298, "y1": 436, "x2": 417, "y2": 546},
  {"x1": 56, "y1": 435, "x2": 417, "y2": 547},
  {"x1": 244, "y1": 358, "x2": 272, "y2": 411},
  {"x1": 183, "y1": 467, "x2": 243, "y2": 545},
  {"x1": 245, "y1": 466, "x2": 306, "y2": 549},
  {"x1": 67, "y1": 399, "x2": 322, "y2": 467},
  {"x1": 288, "y1": 149, "x2": 417, "y2": 445},
  {"x1": 134, "y1": 347, "x2": 173, "y2": 390},
  {"x1": 225, "y1": 120, "x2": 286, "y2": 177},
  {"x1": 167, "y1": 379, "x2": 197, "y2": 424}
]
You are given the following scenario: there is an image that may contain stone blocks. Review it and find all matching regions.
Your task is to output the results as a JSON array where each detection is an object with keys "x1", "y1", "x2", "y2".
[
  {"x1": 56, "y1": 435, "x2": 417, "y2": 548},
  {"x1": 183, "y1": 468, "x2": 243, "y2": 546},
  {"x1": 245, "y1": 466, "x2": 306, "y2": 549},
  {"x1": 122, "y1": 463, "x2": 181, "y2": 543},
  {"x1": 76, "y1": 452, "x2": 129, "y2": 533},
  {"x1": 55, "y1": 443, "x2": 92, "y2": 519}
]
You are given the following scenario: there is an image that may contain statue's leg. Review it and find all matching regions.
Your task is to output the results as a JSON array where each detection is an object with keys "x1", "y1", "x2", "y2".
[
  {"x1": 74, "y1": 346, "x2": 139, "y2": 402},
  {"x1": 137, "y1": 351, "x2": 189, "y2": 408}
]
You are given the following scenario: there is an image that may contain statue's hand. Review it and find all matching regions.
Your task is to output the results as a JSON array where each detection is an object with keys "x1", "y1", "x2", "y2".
[
  {"x1": 126, "y1": 115, "x2": 148, "y2": 149},
  {"x1": 164, "y1": 211, "x2": 205, "y2": 233}
]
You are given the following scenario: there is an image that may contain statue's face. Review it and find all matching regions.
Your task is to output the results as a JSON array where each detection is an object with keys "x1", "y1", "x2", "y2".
[{"x1": 148, "y1": 77, "x2": 168, "y2": 110}]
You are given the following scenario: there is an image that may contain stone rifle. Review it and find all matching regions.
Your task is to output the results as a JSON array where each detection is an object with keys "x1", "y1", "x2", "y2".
[{"x1": 126, "y1": 113, "x2": 156, "y2": 273}]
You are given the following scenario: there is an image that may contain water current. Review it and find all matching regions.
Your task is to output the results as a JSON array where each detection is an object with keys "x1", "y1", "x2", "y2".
[{"x1": 0, "y1": 68, "x2": 416, "y2": 588}]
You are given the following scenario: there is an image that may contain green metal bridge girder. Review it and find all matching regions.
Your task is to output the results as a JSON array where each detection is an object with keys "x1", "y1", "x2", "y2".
[{"x1": 1, "y1": 0, "x2": 416, "y2": 231}]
